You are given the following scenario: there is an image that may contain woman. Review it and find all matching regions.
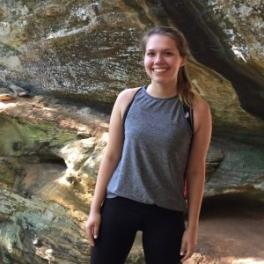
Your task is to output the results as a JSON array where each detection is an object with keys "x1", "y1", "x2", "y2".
[{"x1": 86, "y1": 26, "x2": 212, "y2": 264}]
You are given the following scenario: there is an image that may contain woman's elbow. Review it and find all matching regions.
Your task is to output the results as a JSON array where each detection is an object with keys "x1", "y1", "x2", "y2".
[{"x1": 103, "y1": 147, "x2": 122, "y2": 164}]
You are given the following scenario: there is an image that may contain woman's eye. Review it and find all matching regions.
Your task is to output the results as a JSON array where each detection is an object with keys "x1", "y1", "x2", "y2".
[
  {"x1": 147, "y1": 52, "x2": 155, "y2": 56},
  {"x1": 164, "y1": 52, "x2": 173, "y2": 56}
]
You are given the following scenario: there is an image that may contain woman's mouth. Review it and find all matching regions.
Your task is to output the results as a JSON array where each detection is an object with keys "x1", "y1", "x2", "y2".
[{"x1": 152, "y1": 68, "x2": 168, "y2": 73}]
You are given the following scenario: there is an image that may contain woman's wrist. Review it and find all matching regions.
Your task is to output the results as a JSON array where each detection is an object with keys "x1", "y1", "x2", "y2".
[
  {"x1": 90, "y1": 207, "x2": 100, "y2": 214},
  {"x1": 90, "y1": 200, "x2": 102, "y2": 214},
  {"x1": 186, "y1": 221, "x2": 199, "y2": 231}
]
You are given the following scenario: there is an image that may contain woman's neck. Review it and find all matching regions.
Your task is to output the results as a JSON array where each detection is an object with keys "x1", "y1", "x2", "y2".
[{"x1": 147, "y1": 82, "x2": 178, "y2": 98}]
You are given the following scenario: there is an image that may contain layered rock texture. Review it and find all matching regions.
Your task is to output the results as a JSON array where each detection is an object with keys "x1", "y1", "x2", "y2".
[{"x1": 0, "y1": 0, "x2": 263, "y2": 263}]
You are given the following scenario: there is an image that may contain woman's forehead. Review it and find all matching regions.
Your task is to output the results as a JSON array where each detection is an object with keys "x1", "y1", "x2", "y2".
[{"x1": 145, "y1": 34, "x2": 178, "y2": 50}]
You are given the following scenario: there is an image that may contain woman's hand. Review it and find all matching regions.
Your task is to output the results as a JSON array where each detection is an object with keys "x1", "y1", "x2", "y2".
[
  {"x1": 180, "y1": 226, "x2": 198, "y2": 262},
  {"x1": 86, "y1": 211, "x2": 101, "y2": 246}
]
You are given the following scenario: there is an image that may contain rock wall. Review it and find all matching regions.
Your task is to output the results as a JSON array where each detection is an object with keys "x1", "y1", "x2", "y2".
[
  {"x1": 161, "y1": 0, "x2": 264, "y2": 119},
  {"x1": 0, "y1": 0, "x2": 264, "y2": 263}
]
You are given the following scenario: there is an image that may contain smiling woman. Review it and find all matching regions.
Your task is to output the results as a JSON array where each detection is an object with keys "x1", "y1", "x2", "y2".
[
  {"x1": 142, "y1": 27, "x2": 194, "y2": 106},
  {"x1": 86, "y1": 26, "x2": 212, "y2": 264},
  {"x1": 144, "y1": 35, "x2": 185, "y2": 95}
]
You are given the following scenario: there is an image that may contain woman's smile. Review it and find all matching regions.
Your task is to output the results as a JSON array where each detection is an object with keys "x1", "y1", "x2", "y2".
[{"x1": 152, "y1": 67, "x2": 169, "y2": 72}]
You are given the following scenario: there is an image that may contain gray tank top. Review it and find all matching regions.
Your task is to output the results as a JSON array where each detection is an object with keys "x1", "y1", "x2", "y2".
[{"x1": 106, "y1": 86, "x2": 192, "y2": 211}]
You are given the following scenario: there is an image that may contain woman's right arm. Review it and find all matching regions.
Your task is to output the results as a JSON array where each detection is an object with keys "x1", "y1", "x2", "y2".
[{"x1": 86, "y1": 88, "x2": 137, "y2": 246}]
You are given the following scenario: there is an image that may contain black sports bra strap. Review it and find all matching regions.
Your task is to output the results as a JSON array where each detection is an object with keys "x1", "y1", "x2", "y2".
[{"x1": 122, "y1": 87, "x2": 142, "y2": 131}]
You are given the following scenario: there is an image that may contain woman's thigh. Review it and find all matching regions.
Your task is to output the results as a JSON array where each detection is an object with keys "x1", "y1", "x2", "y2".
[
  {"x1": 142, "y1": 207, "x2": 185, "y2": 264},
  {"x1": 90, "y1": 197, "x2": 140, "y2": 264}
]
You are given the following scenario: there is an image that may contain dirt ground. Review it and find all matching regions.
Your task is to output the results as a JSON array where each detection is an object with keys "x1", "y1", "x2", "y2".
[{"x1": 187, "y1": 194, "x2": 264, "y2": 264}]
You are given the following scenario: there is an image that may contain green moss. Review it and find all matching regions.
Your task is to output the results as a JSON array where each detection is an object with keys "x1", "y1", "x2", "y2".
[
  {"x1": 0, "y1": 158, "x2": 21, "y2": 186},
  {"x1": 0, "y1": 116, "x2": 76, "y2": 157}
]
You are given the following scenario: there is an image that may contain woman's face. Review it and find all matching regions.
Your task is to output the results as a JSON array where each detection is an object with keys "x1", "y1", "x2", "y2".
[{"x1": 144, "y1": 34, "x2": 185, "y2": 86}]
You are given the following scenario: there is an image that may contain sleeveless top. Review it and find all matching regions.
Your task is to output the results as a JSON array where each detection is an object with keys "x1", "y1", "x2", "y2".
[{"x1": 106, "y1": 86, "x2": 193, "y2": 211}]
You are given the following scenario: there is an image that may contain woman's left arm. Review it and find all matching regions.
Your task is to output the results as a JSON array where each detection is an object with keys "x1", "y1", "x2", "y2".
[{"x1": 180, "y1": 96, "x2": 212, "y2": 262}]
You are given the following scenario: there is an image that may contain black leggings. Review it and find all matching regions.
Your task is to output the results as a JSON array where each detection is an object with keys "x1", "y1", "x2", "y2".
[{"x1": 91, "y1": 197, "x2": 185, "y2": 264}]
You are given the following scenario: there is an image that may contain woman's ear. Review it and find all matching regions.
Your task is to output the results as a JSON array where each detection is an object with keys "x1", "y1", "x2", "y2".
[{"x1": 180, "y1": 57, "x2": 186, "y2": 67}]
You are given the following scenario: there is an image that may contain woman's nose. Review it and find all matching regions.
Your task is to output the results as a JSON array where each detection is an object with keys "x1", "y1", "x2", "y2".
[{"x1": 154, "y1": 54, "x2": 164, "y2": 63}]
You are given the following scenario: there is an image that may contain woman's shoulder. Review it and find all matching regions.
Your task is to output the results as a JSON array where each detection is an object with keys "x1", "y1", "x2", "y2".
[
  {"x1": 192, "y1": 94, "x2": 211, "y2": 132},
  {"x1": 192, "y1": 94, "x2": 210, "y2": 113},
  {"x1": 117, "y1": 87, "x2": 141, "y2": 100},
  {"x1": 115, "y1": 87, "x2": 142, "y2": 117}
]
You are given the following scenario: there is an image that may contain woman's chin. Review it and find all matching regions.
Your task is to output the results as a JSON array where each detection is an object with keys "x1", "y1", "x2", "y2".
[{"x1": 151, "y1": 78, "x2": 174, "y2": 85}]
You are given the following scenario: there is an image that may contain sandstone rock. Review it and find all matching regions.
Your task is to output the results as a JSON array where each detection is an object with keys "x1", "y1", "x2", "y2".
[
  {"x1": 8, "y1": 83, "x2": 29, "y2": 97},
  {"x1": 161, "y1": 0, "x2": 264, "y2": 119},
  {"x1": 59, "y1": 138, "x2": 97, "y2": 172},
  {"x1": 0, "y1": 6, "x2": 7, "y2": 19},
  {"x1": 0, "y1": 188, "x2": 90, "y2": 264},
  {"x1": 0, "y1": 93, "x2": 15, "y2": 101},
  {"x1": 0, "y1": 1, "x2": 263, "y2": 263},
  {"x1": 0, "y1": 157, "x2": 24, "y2": 187},
  {"x1": 205, "y1": 138, "x2": 264, "y2": 197},
  {"x1": 37, "y1": 4, "x2": 67, "y2": 18},
  {"x1": 0, "y1": 87, "x2": 15, "y2": 101}
]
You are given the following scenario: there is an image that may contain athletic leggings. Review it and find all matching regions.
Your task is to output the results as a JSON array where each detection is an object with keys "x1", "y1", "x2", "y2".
[{"x1": 91, "y1": 196, "x2": 185, "y2": 264}]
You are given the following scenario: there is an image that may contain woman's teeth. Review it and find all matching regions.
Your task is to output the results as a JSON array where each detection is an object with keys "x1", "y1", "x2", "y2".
[{"x1": 153, "y1": 68, "x2": 167, "y2": 72}]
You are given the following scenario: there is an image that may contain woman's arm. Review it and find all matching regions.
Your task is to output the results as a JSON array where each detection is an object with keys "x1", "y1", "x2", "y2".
[
  {"x1": 180, "y1": 96, "x2": 212, "y2": 261},
  {"x1": 86, "y1": 88, "x2": 140, "y2": 246},
  {"x1": 89, "y1": 94, "x2": 124, "y2": 214}
]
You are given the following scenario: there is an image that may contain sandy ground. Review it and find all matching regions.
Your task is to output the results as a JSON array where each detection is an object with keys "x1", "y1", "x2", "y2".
[{"x1": 195, "y1": 194, "x2": 264, "y2": 263}]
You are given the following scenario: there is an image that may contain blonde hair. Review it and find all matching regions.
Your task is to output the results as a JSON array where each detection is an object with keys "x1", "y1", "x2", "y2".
[{"x1": 142, "y1": 26, "x2": 195, "y2": 106}]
